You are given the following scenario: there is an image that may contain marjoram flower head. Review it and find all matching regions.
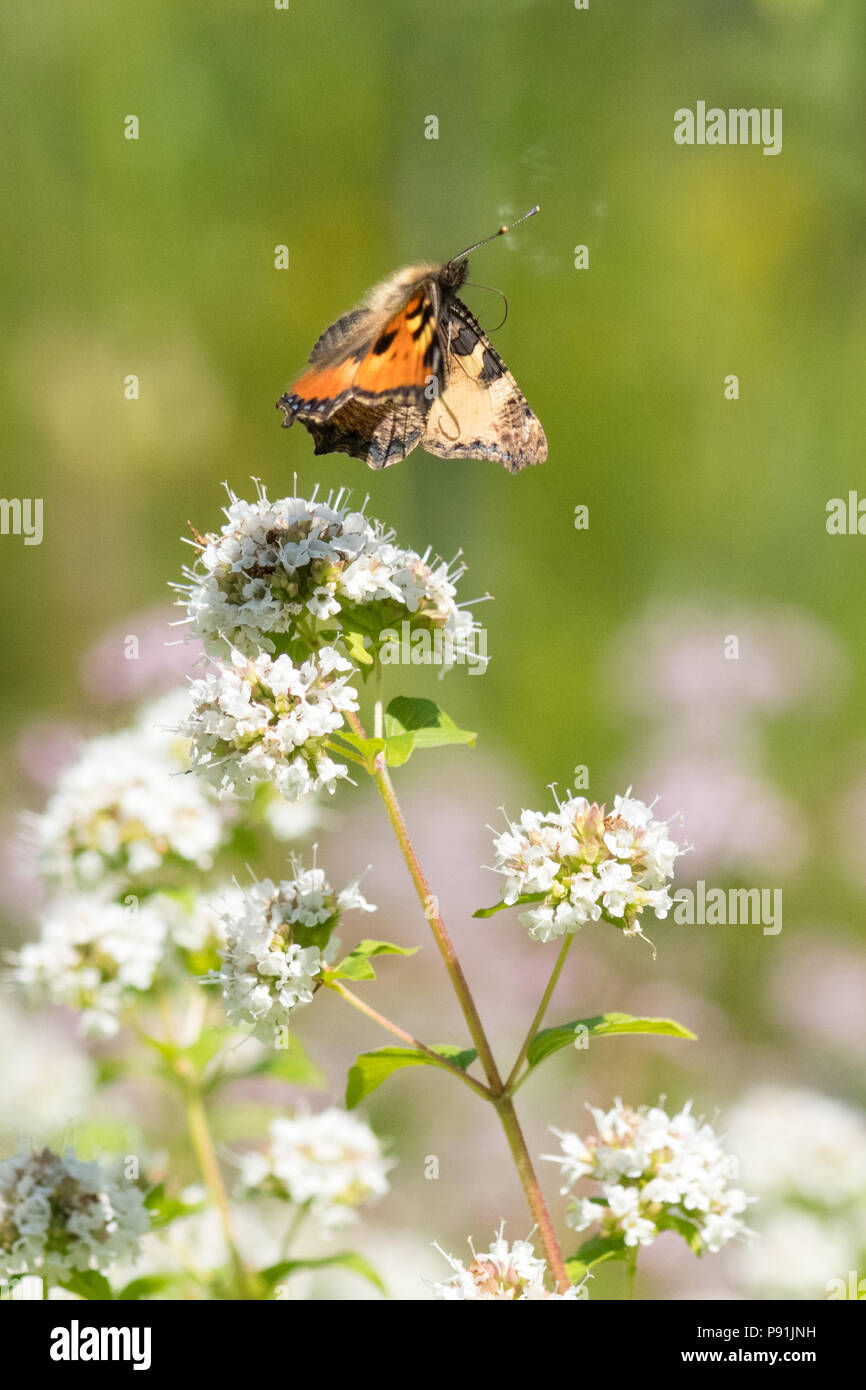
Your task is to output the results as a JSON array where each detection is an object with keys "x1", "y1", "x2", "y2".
[
  {"x1": 215, "y1": 860, "x2": 375, "y2": 1041},
  {"x1": 543, "y1": 1099, "x2": 752, "y2": 1255},
  {"x1": 490, "y1": 788, "x2": 688, "y2": 946},
  {"x1": 430, "y1": 1226, "x2": 584, "y2": 1300},
  {"x1": 12, "y1": 894, "x2": 170, "y2": 1037},
  {"x1": 30, "y1": 689, "x2": 226, "y2": 891},
  {"x1": 238, "y1": 1107, "x2": 394, "y2": 1229},
  {"x1": 0, "y1": 1148, "x2": 150, "y2": 1278},
  {"x1": 179, "y1": 645, "x2": 358, "y2": 802},
  {"x1": 176, "y1": 482, "x2": 482, "y2": 670}
]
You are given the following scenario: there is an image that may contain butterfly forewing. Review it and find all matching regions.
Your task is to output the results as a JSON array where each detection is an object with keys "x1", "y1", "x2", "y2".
[
  {"x1": 350, "y1": 284, "x2": 442, "y2": 401},
  {"x1": 277, "y1": 276, "x2": 443, "y2": 435}
]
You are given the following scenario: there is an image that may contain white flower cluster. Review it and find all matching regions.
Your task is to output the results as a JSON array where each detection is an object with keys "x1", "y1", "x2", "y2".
[
  {"x1": 0, "y1": 1000, "x2": 94, "y2": 1143},
  {"x1": 13, "y1": 895, "x2": 170, "y2": 1037},
  {"x1": 732, "y1": 1208, "x2": 866, "y2": 1301},
  {"x1": 32, "y1": 690, "x2": 225, "y2": 890},
  {"x1": 238, "y1": 1108, "x2": 394, "y2": 1229},
  {"x1": 180, "y1": 646, "x2": 358, "y2": 803},
  {"x1": 430, "y1": 1227, "x2": 583, "y2": 1300},
  {"x1": 0, "y1": 1148, "x2": 150, "y2": 1277},
  {"x1": 216, "y1": 866, "x2": 374, "y2": 1040},
  {"x1": 727, "y1": 1086, "x2": 866, "y2": 1208},
  {"x1": 544, "y1": 1100, "x2": 751, "y2": 1253},
  {"x1": 726, "y1": 1086, "x2": 866, "y2": 1298},
  {"x1": 177, "y1": 485, "x2": 479, "y2": 669},
  {"x1": 491, "y1": 791, "x2": 687, "y2": 942}
]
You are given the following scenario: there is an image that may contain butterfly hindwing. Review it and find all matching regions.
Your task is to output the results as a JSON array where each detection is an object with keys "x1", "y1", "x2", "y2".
[
  {"x1": 304, "y1": 398, "x2": 426, "y2": 469},
  {"x1": 422, "y1": 298, "x2": 547, "y2": 473}
]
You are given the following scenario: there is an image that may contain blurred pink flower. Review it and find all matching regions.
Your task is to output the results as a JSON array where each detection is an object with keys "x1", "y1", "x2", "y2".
[
  {"x1": 605, "y1": 602, "x2": 845, "y2": 736},
  {"x1": 14, "y1": 721, "x2": 83, "y2": 788},
  {"x1": 637, "y1": 753, "x2": 805, "y2": 877},
  {"x1": 80, "y1": 605, "x2": 203, "y2": 704},
  {"x1": 771, "y1": 940, "x2": 866, "y2": 1057}
]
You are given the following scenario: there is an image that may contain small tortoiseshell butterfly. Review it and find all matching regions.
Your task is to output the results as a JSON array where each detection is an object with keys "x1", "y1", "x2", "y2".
[{"x1": 276, "y1": 206, "x2": 547, "y2": 472}]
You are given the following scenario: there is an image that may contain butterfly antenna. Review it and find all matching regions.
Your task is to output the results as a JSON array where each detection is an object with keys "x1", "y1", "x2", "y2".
[
  {"x1": 461, "y1": 281, "x2": 510, "y2": 331},
  {"x1": 448, "y1": 204, "x2": 540, "y2": 265}
]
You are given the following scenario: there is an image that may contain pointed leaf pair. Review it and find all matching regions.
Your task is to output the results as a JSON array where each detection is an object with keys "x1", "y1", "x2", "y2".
[
  {"x1": 327, "y1": 939, "x2": 419, "y2": 983},
  {"x1": 346, "y1": 1043, "x2": 478, "y2": 1109}
]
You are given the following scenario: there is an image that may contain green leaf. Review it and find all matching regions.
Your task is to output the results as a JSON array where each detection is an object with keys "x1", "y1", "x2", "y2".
[
  {"x1": 268, "y1": 633, "x2": 314, "y2": 664},
  {"x1": 571, "y1": 1233, "x2": 628, "y2": 1269},
  {"x1": 144, "y1": 1183, "x2": 205, "y2": 1230},
  {"x1": 180, "y1": 1026, "x2": 234, "y2": 1076},
  {"x1": 338, "y1": 605, "x2": 389, "y2": 639},
  {"x1": 384, "y1": 697, "x2": 476, "y2": 751},
  {"x1": 258, "y1": 1252, "x2": 386, "y2": 1296},
  {"x1": 93, "y1": 1057, "x2": 126, "y2": 1088},
  {"x1": 328, "y1": 938, "x2": 419, "y2": 982},
  {"x1": 341, "y1": 629, "x2": 374, "y2": 667},
  {"x1": 116, "y1": 1273, "x2": 187, "y2": 1301},
  {"x1": 383, "y1": 732, "x2": 416, "y2": 766},
  {"x1": 139, "y1": 1032, "x2": 179, "y2": 1064},
  {"x1": 235, "y1": 1034, "x2": 326, "y2": 1089},
  {"x1": 144, "y1": 1025, "x2": 241, "y2": 1085},
  {"x1": 656, "y1": 1211, "x2": 704, "y2": 1255},
  {"x1": 527, "y1": 1012, "x2": 697, "y2": 1069},
  {"x1": 346, "y1": 1043, "x2": 478, "y2": 1109},
  {"x1": 58, "y1": 1269, "x2": 115, "y2": 1301},
  {"x1": 472, "y1": 892, "x2": 546, "y2": 918},
  {"x1": 332, "y1": 729, "x2": 385, "y2": 770}
]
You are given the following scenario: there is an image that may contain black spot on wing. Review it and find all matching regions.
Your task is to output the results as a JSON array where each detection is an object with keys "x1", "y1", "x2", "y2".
[
  {"x1": 480, "y1": 348, "x2": 504, "y2": 382},
  {"x1": 372, "y1": 329, "x2": 397, "y2": 355},
  {"x1": 410, "y1": 301, "x2": 434, "y2": 340},
  {"x1": 452, "y1": 320, "x2": 478, "y2": 356}
]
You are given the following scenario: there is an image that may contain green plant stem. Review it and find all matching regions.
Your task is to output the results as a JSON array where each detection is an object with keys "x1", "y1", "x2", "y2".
[
  {"x1": 626, "y1": 1247, "x2": 638, "y2": 1299},
  {"x1": 280, "y1": 1201, "x2": 312, "y2": 1259},
  {"x1": 326, "y1": 978, "x2": 491, "y2": 1100},
  {"x1": 505, "y1": 935, "x2": 574, "y2": 1093},
  {"x1": 371, "y1": 754, "x2": 502, "y2": 1089},
  {"x1": 325, "y1": 738, "x2": 367, "y2": 769},
  {"x1": 373, "y1": 659, "x2": 385, "y2": 740},
  {"x1": 492, "y1": 1094, "x2": 571, "y2": 1292},
  {"x1": 348, "y1": 708, "x2": 569, "y2": 1291},
  {"x1": 180, "y1": 1072, "x2": 251, "y2": 1300}
]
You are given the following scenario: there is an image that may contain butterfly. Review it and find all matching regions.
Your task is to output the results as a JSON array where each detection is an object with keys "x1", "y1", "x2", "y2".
[{"x1": 276, "y1": 206, "x2": 547, "y2": 472}]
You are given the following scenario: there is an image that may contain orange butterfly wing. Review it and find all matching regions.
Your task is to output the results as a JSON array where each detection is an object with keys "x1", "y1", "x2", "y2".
[
  {"x1": 351, "y1": 288, "x2": 441, "y2": 397},
  {"x1": 282, "y1": 356, "x2": 360, "y2": 419},
  {"x1": 279, "y1": 286, "x2": 442, "y2": 426}
]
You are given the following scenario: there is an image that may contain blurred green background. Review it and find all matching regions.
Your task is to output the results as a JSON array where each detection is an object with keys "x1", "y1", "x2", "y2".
[{"x1": 2, "y1": 0, "x2": 866, "y2": 1297}]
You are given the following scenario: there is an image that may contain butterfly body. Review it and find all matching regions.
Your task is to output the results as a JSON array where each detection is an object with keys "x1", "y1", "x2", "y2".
[{"x1": 277, "y1": 211, "x2": 547, "y2": 472}]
